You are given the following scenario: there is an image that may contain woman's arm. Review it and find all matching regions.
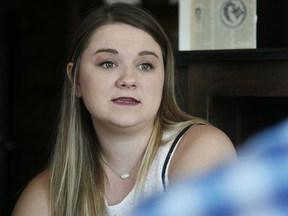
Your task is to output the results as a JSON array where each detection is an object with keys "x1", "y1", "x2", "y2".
[
  {"x1": 12, "y1": 169, "x2": 50, "y2": 216},
  {"x1": 169, "y1": 124, "x2": 237, "y2": 182}
]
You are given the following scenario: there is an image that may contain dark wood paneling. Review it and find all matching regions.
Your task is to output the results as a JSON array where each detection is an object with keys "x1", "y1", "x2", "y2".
[{"x1": 175, "y1": 49, "x2": 288, "y2": 147}]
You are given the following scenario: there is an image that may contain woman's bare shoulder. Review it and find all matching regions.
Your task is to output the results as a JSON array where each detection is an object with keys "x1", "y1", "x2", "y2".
[
  {"x1": 12, "y1": 169, "x2": 50, "y2": 216},
  {"x1": 169, "y1": 124, "x2": 237, "y2": 182}
]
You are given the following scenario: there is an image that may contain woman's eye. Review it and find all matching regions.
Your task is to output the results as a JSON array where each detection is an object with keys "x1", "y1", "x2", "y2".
[
  {"x1": 100, "y1": 61, "x2": 117, "y2": 69},
  {"x1": 139, "y1": 63, "x2": 152, "y2": 71}
]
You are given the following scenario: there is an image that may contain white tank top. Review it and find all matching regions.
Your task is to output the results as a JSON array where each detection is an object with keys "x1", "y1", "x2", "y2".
[{"x1": 105, "y1": 125, "x2": 192, "y2": 216}]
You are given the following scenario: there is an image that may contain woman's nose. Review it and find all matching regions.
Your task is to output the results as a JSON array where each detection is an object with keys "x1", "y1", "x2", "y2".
[{"x1": 116, "y1": 69, "x2": 137, "y2": 89}]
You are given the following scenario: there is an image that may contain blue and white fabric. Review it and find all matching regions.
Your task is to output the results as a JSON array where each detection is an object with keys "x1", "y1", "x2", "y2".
[{"x1": 131, "y1": 119, "x2": 288, "y2": 216}]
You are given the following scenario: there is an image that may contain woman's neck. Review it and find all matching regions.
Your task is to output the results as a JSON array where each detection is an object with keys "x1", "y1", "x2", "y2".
[{"x1": 95, "y1": 123, "x2": 153, "y2": 171}]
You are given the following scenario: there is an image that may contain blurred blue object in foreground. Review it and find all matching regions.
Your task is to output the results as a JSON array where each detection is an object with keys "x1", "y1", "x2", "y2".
[{"x1": 131, "y1": 119, "x2": 288, "y2": 216}]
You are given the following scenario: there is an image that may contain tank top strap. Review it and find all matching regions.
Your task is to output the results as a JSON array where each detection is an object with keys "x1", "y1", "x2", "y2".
[{"x1": 161, "y1": 124, "x2": 193, "y2": 190}]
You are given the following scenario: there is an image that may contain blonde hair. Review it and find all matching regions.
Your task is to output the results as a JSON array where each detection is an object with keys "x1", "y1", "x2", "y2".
[{"x1": 50, "y1": 3, "x2": 206, "y2": 215}]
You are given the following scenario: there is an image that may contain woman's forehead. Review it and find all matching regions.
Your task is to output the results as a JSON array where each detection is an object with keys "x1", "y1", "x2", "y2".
[{"x1": 86, "y1": 23, "x2": 162, "y2": 55}]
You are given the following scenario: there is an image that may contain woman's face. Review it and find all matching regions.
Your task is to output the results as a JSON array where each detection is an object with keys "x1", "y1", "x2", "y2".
[{"x1": 74, "y1": 23, "x2": 164, "y2": 131}]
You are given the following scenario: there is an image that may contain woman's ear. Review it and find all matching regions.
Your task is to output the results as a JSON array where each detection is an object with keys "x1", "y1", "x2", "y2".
[
  {"x1": 66, "y1": 62, "x2": 82, "y2": 97},
  {"x1": 67, "y1": 62, "x2": 74, "y2": 81}
]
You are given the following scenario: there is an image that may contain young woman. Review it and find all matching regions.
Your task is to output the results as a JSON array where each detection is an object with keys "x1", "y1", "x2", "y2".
[{"x1": 12, "y1": 3, "x2": 236, "y2": 216}]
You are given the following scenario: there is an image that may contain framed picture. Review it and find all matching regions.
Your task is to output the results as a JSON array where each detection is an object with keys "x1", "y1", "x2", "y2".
[{"x1": 179, "y1": 0, "x2": 257, "y2": 50}]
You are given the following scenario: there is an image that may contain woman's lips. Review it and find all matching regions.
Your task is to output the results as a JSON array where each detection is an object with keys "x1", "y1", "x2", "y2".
[{"x1": 112, "y1": 97, "x2": 140, "y2": 105}]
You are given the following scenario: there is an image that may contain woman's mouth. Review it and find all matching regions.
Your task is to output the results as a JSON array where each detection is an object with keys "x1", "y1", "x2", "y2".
[{"x1": 112, "y1": 97, "x2": 140, "y2": 105}]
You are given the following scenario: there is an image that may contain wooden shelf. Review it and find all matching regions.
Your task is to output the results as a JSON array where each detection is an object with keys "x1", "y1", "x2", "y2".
[{"x1": 175, "y1": 49, "x2": 288, "y2": 64}]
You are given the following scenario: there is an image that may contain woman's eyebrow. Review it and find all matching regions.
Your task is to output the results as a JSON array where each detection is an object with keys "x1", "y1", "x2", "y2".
[
  {"x1": 93, "y1": 49, "x2": 159, "y2": 58},
  {"x1": 138, "y1": 50, "x2": 159, "y2": 59},
  {"x1": 93, "y1": 48, "x2": 119, "y2": 55}
]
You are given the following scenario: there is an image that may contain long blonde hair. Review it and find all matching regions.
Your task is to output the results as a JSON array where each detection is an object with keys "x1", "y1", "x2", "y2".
[{"x1": 50, "y1": 3, "x2": 206, "y2": 215}]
